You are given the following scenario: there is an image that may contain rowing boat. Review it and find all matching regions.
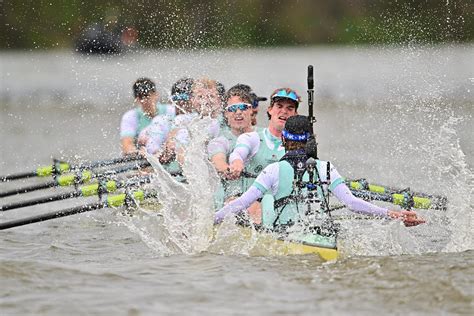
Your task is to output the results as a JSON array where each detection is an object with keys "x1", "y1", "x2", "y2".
[{"x1": 226, "y1": 225, "x2": 338, "y2": 261}]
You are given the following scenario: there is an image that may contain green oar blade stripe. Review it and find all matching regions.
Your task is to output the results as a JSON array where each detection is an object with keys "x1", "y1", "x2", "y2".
[
  {"x1": 80, "y1": 181, "x2": 118, "y2": 197},
  {"x1": 106, "y1": 190, "x2": 146, "y2": 207},
  {"x1": 56, "y1": 171, "x2": 92, "y2": 186},
  {"x1": 36, "y1": 163, "x2": 70, "y2": 177},
  {"x1": 368, "y1": 184, "x2": 385, "y2": 193},
  {"x1": 349, "y1": 181, "x2": 386, "y2": 194},
  {"x1": 392, "y1": 194, "x2": 432, "y2": 209}
]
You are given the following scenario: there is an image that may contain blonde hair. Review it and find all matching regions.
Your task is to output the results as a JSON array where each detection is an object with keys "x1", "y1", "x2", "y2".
[{"x1": 192, "y1": 78, "x2": 217, "y2": 91}]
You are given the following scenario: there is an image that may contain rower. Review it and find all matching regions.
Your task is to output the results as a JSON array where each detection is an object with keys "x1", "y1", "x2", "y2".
[
  {"x1": 139, "y1": 77, "x2": 194, "y2": 156},
  {"x1": 207, "y1": 86, "x2": 255, "y2": 207},
  {"x1": 160, "y1": 78, "x2": 223, "y2": 166},
  {"x1": 120, "y1": 78, "x2": 175, "y2": 155},
  {"x1": 226, "y1": 87, "x2": 300, "y2": 191},
  {"x1": 226, "y1": 83, "x2": 267, "y2": 126},
  {"x1": 215, "y1": 115, "x2": 426, "y2": 228}
]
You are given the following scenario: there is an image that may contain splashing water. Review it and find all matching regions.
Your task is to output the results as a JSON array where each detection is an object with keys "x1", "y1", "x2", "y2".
[
  {"x1": 141, "y1": 116, "x2": 220, "y2": 255},
  {"x1": 426, "y1": 116, "x2": 473, "y2": 252}
]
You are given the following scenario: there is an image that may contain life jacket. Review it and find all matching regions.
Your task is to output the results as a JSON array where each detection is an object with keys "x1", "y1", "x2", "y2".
[
  {"x1": 239, "y1": 128, "x2": 285, "y2": 193},
  {"x1": 260, "y1": 149, "x2": 334, "y2": 230}
]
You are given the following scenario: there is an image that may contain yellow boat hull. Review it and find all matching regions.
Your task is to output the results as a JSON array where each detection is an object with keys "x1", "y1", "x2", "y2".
[{"x1": 218, "y1": 225, "x2": 338, "y2": 261}]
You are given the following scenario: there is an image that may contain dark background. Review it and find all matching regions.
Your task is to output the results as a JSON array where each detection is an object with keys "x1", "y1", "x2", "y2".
[{"x1": 1, "y1": 0, "x2": 472, "y2": 50}]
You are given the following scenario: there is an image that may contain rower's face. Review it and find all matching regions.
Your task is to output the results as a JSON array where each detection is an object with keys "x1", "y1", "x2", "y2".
[
  {"x1": 268, "y1": 99, "x2": 298, "y2": 131},
  {"x1": 225, "y1": 96, "x2": 253, "y2": 132},
  {"x1": 191, "y1": 87, "x2": 222, "y2": 118},
  {"x1": 137, "y1": 92, "x2": 158, "y2": 112}
]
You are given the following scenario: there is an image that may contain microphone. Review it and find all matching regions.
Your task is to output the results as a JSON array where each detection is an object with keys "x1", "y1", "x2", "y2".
[{"x1": 307, "y1": 65, "x2": 314, "y2": 90}]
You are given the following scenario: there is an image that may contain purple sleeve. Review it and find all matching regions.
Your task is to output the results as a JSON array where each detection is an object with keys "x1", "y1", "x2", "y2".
[
  {"x1": 214, "y1": 186, "x2": 263, "y2": 224},
  {"x1": 120, "y1": 109, "x2": 138, "y2": 138},
  {"x1": 207, "y1": 136, "x2": 230, "y2": 158},
  {"x1": 144, "y1": 117, "x2": 172, "y2": 154},
  {"x1": 229, "y1": 145, "x2": 250, "y2": 163},
  {"x1": 228, "y1": 132, "x2": 257, "y2": 163},
  {"x1": 175, "y1": 128, "x2": 190, "y2": 149},
  {"x1": 332, "y1": 183, "x2": 389, "y2": 218}
]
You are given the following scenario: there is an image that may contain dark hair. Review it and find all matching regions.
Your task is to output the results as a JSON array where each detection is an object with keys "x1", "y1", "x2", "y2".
[
  {"x1": 282, "y1": 115, "x2": 315, "y2": 153},
  {"x1": 171, "y1": 77, "x2": 194, "y2": 100},
  {"x1": 228, "y1": 83, "x2": 267, "y2": 108},
  {"x1": 133, "y1": 78, "x2": 156, "y2": 99},
  {"x1": 224, "y1": 85, "x2": 253, "y2": 105},
  {"x1": 216, "y1": 81, "x2": 226, "y2": 103},
  {"x1": 284, "y1": 115, "x2": 312, "y2": 135}
]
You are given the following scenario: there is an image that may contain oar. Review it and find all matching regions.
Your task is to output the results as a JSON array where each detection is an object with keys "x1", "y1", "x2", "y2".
[
  {"x1": 349, "y1": 188, "x2": 447, "y2": 211},
  {"x1": 0, "y1": 160, "x2": 150, "y2": 198},
  {"x1": 347, "y1": 178, "x2": 446, "y2": 200},
  {"x1": 0, "y1": 190, "x2": 156, "y2": 230},
  {"x1": 1, "y1": 154, "x2": 142, "y2": 182},
  {"x1": 0, "y1": 175, "x2": 152, "y2": 211}
]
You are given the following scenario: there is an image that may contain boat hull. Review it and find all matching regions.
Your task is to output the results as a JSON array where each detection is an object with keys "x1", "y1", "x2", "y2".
[{"x1": 227, "y1": 225, "x2": 338, "y2": 261}]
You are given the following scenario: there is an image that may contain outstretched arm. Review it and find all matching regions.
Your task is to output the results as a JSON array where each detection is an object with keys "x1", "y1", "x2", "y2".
[
  {"x1": 215, "y1": 163, "x2": 278, "y2": 224},
  {"x1": 329, "y1": 163, "x2": 425, "y2": 226},
  {"x1": 332, "y1": 184, "x2": 425, "y2": 226},
  {"x1": 214, "y1": 186, "x2": 263, "y2": 224},
  {"x1": 208, "y1": 136, "x2": 232, "y2": 176},
  {"x1": 228, "y1": 132, "x2": 258, "y2": 178},
  {"x1": 120, "y1": 110, "x2": 139, "y2": 155}
]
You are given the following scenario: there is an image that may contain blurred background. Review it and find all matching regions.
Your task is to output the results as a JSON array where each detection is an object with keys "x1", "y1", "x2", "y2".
[
  {"x1": 0, "y1": 0, "x2": 472, "y2": 173},
  {"x1": 1, "y1": 0, "x2": 472, "y2": 50}
]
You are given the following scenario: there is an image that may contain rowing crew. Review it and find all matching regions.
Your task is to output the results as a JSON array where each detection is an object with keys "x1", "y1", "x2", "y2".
[{"x1": 120, "y1": 77, "x2": 425, "y2": 229}]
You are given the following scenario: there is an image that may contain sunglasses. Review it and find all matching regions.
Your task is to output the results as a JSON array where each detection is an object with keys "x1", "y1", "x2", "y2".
[
  {"x1": 226, "y1": 103, "x2": 251, "y2": 112},
  {"x1": 171, "y1": 93, "x2": 189, "y2": 101},
  {"x1": 271, "y1": 89, "x2": 299, "y2": 102}
]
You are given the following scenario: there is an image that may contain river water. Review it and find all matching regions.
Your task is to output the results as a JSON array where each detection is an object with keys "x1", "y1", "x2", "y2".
[{"x1": 0, "y1": 46, "x2": 473, "y2": 315}]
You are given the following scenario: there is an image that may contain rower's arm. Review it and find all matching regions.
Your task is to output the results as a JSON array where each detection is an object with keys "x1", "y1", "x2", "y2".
[
  {"x1": 121, "y1": 137, "x2": 138, "y2": 155},
  {"x1": 328, "y1": 164, "x2": 389, "y2": 218},
  {"x1": 214, "y1": 186, "x2": 263, "y2": 224},
  {"x1": 332, "y1": 183, "x2": 389, "y2": 218},
  {"x1": 144, "y1": 117, "x2": 172, "y2": 155},
  {"x1": 120, "y1": 109, "x2": 139, "y2": 155},
  {"x1": 229, "y1": 132, "x2": 258, "y2": 164},
  {"x1": 214, "y1": 163, "x2": 277, "y2": 224},
  {"x1": 210, "y1": 153, "x2": 230, "y2": 174}
]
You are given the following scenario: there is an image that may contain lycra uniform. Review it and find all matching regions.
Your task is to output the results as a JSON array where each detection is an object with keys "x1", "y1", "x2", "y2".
[{"x1": 228, "y1": 128, "x2": 285, "y2": 197}]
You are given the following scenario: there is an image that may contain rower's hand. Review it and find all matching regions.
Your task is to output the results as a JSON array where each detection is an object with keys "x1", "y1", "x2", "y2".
[
  {"x1": 218, "y1": 167, "x2": 234, "y2": 180},
  {"x1": 228, "y1": 160, "x2": 244, "y2": 179},
  {"x1": 388, "y1": 210, "x2": 426, "y2": 227}
]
